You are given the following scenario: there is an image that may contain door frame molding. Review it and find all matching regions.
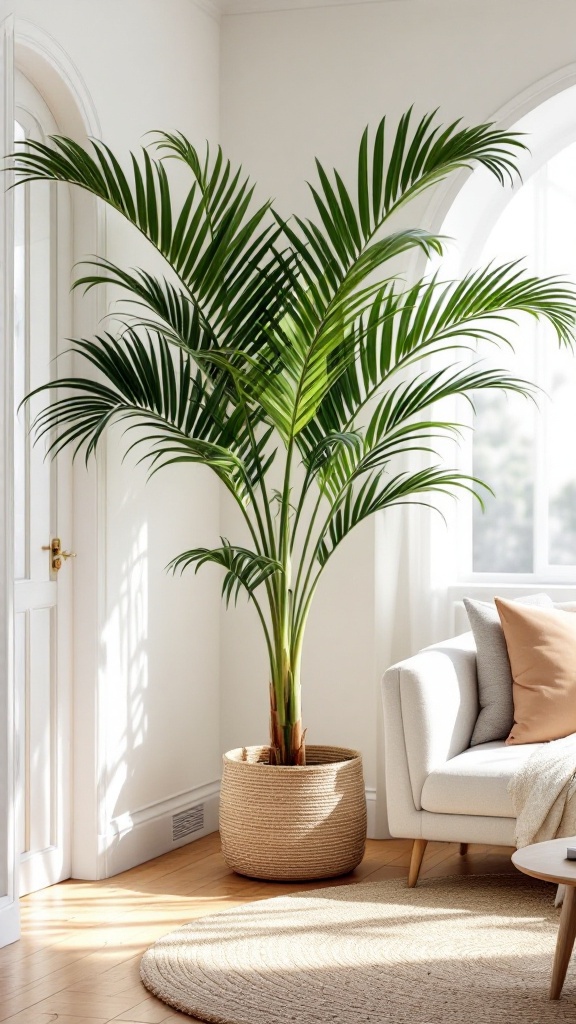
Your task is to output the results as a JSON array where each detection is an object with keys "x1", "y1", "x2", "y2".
[
  {"x1": 14, "y1": 19, "x2": 108, "y2": 881},
  {"x1": 7, "y1": 21, "x2": 108, "y2": 904},
  {"x1": 0, "y1": 12, "x2": 19, "y2": 948}
]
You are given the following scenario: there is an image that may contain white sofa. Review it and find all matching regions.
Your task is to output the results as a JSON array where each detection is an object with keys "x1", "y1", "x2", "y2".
[{"x1": 381, "y1": 630, "x2": 543, "y2": 886}]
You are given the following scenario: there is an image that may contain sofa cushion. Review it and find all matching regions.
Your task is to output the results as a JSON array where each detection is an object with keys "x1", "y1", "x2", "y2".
[
  {"x1": 496, "y1": 598, "x2": 576, "y2": 744},
  {"x1": 464, "y1": 594, "x2": 553, "y2": 747},
  {"x1": 420, "y1": 740, "x2": 542, "y2": 818}
]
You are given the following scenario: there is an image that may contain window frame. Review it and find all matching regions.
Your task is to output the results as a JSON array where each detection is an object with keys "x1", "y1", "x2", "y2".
[
  {"x1": 454, "y1": 148, "x2": 576, "y2": 586},
  {"x1": 423, "y1": 118, "x2": 576, "y2": 593}
]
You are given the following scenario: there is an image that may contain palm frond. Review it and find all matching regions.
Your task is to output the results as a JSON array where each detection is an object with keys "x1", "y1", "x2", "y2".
[
  {"x1": 10, "y1": 134, "x2": 292, "y2": 363},
  {"x1": 317, "y1": 467, "x2": 485, "y2": 566},
  {"x1": 168, "y1": 538, "x2": 282, "y2": 606},
  {"x1": 28, "y1": 330, "x2": 275, "y2": 497},
  {"x1": 75, "y1": 259, "x2": 211, "y2": 352},
  {"x1": 308, "y1": 111, "x2": 527, "y2": 271},
  {"x1": 269, "y1": 112, "x2": 526, "y2": 329},
  {"x1": 11, "y1": 135, "x2": 268, "y2": 282},
  {"x1": 298, "y1": 262, "x2": 576, "y2": 452},
  {"x1": 205, "y1": 228, "x2": 446, "y2": 444}
]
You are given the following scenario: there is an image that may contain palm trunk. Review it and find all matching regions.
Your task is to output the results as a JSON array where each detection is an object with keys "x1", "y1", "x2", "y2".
[
  {"x1": 268, "y1": 637, "x2": 306, "y2": 766},
  {"x1": 268, "y1": 483, "x2": 307, "y2": 765},
  {"x1": 269, "y1": 681, "x2": 306, "y2": 765}
]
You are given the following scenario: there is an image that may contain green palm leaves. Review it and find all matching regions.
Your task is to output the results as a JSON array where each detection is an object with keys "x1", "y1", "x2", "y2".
[
  {"x1": 169, "y1": 540, "x2": 283, "y2": 608},
  {"x1": 11, "y1": 109, "x2": 576, "y2": 764}
]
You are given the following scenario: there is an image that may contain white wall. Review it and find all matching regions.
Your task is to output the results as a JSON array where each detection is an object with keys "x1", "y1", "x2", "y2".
[
  {"x1": 11, "y1": 0, "x2": 223, "y2": 876},
  {"x1": 220, "y1": 0, "x2": 576, "y2": 833}
]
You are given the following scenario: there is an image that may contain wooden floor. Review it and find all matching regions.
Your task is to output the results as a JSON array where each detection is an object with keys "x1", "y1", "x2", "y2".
[{"x1": 0, "y1": 834, "x2": 516, "y2": 1024}]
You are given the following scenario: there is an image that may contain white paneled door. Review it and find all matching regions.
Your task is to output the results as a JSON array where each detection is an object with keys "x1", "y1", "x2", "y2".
[{"x1": 13, "y1": 75, "x2": 73, "y2": 897}]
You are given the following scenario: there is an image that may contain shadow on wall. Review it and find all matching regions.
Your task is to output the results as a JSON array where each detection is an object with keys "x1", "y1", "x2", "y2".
[
  {"x1": 95, "y1": 457, "x2": 222, "y2": 877},
  {"x1": 101, "y1": 509, "x2": 150, "y2": 847}
]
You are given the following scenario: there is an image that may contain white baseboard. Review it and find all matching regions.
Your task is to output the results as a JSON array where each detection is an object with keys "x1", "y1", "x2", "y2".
[
  {"x1": 101, "y1": 780, "x2": 221, "y2": 878},
  {"x1": 365, "y1": 787, "x2": 377, "y2": 839},
  {"x1": 0, "y1": 895, "x2": 20, "y2": 948}
]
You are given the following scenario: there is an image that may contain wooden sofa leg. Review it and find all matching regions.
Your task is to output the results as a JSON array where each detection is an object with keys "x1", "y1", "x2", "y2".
[
  {"x1": 459, "y1": 843, "x2": 469, "y2": 856},
  {"x1": 408, "y1": 839, "x2": 428, "y2": 887}
]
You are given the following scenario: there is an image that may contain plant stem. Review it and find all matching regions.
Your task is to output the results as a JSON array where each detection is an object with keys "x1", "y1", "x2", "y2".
[{"x1": 267, "y1": 437, "x2": 306, "y2": 765}]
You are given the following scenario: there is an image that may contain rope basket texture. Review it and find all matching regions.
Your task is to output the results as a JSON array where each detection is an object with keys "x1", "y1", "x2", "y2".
[{"x1": 219, "y1": 744, "x2": 367, "y2": 881}]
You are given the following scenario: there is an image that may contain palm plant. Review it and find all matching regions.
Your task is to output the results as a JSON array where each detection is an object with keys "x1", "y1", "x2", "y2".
[{"x1": 12, "y1": 110, "x2": 576, "y2": 766}]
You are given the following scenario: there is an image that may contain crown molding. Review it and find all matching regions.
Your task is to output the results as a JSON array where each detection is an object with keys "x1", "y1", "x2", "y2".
[
  {"x1": 209, "y1": 0, "x2": 413, "y2": 15},
  {"x1": 190, "y1": 0, "x2": 222, "y2": 19}
]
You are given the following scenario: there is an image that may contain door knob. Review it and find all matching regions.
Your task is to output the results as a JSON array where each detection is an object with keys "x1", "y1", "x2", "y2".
[{"x1": 42, "y1": 538, "x2": 76, "y2": 572}]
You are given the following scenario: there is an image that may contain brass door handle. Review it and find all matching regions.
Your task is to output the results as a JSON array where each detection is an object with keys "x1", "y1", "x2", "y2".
[{"x1": 42, "y1": 538, "x2": 76, "y2": 572}]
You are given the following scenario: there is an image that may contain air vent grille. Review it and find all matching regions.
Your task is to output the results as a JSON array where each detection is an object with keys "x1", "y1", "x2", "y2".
[{"x1": 172, "y1": 803, "x2": 204, "y2": 841}]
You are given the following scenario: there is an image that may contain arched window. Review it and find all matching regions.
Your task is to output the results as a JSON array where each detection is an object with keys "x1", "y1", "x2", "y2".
[
  {"x1": 419, "y1": 80, "x2": 576, "y2": 642},
  {"x1": 469, "y1": 142, "x2": 576, "y2": 579}
]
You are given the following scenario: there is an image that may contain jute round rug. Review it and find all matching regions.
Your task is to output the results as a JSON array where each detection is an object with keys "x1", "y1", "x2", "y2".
[{"x1": 140, "y1": 873, "x2": 576, "y2": 1023}]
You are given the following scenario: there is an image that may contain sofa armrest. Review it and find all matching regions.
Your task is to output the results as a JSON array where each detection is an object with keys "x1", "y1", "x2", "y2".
[{"x1": 382, "y1": 632, "x2": 479, "y2": 816}]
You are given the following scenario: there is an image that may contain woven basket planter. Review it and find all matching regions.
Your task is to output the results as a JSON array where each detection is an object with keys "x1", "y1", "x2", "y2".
[{"x1": 219, "y1": 744, "x2": 367, "y2": 881}]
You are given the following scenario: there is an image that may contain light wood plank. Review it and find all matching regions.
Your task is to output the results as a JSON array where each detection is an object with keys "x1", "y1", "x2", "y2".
[
  {"x1": 113, "y1": 996, "x2": 183, "y2": 1022},
  {"x1": 0, "y1": 1014, "x2": 108, "y2": 1024}
]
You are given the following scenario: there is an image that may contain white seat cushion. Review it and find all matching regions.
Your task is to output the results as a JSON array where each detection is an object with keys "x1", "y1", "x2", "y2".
[{"x1": 420, "y1": 740, "x2": 543, "y2": 818}]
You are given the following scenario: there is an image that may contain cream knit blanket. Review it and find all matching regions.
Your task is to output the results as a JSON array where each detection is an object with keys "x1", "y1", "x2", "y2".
[
  {"x1": 509, "y1": 734, "x2": 576, "y2": 906},
  {"x1": 509, "y1": 733, "x2": 576, "y2": 849}
]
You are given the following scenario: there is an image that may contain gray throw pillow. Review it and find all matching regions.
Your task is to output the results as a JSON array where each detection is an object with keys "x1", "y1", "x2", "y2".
[{"x1": 464, "y1": 593, "x2": 554, "y2": 746}]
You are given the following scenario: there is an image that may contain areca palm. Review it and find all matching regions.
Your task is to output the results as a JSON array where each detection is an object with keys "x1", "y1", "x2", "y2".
[{"x1": 12, "y1": 109, "x2": 576, "y2": 766}]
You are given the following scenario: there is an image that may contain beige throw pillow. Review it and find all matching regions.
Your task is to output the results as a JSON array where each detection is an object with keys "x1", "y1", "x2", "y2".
[{"x1": 495, "y1": 598, "x2": 576, "y2": 745}]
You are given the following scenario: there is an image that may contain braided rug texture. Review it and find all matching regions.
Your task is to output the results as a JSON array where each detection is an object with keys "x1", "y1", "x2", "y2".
[{"x1": 140, "y1": 873, "x2": 576, "y2": 1023}]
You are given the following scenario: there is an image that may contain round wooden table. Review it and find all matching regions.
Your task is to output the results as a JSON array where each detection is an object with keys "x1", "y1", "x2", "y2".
[{"x1": 513, "y1": 837, "x2": 576, "y2": 1000}]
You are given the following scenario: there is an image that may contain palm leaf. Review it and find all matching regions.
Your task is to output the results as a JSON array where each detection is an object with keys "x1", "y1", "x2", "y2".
[
  {"x1": 10, "y1": 135, "x2": 291, "y2": 363},
  {"x1": 28, "y1": 330, "x2": 275, "y2": 497},
  {"x1": 272, "y1": 112, "x2": 526, "y2": 321},
  {"x1": 298, "y1": 262, "x2": 576, "y2": 452},
  {"x1": 207, "y1": 228, "x2": 446, "y2": 444},
  {"x1": 168, "y1": 538, "x2": 282, "y2": 606},
  {"x1": 310, "y1": 110, "x2": 527, "y2": 269},
  {"x1": 317, "y1": 467, "x2": 485, "y2": 565}
]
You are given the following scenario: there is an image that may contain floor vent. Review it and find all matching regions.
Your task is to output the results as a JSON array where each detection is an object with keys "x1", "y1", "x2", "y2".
[{"x1": 172, "y1": 804, "x2": 204, "y2": 841}]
